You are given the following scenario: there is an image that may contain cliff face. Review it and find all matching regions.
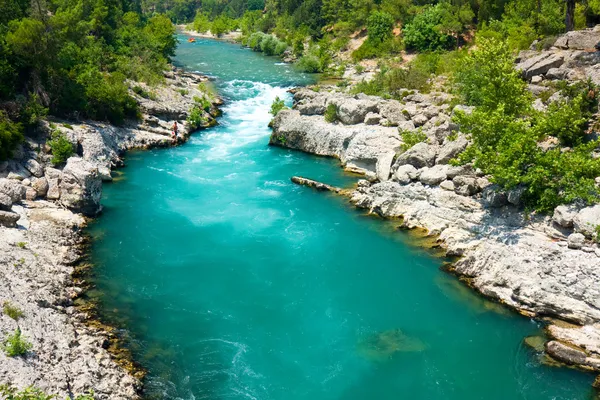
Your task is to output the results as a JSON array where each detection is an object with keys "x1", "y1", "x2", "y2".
[
  {"x1": 0, "y1": 68, "x2": 221, "y2": 399},
  {"x1": 271, "y1": 80, "x2": 600, "y2": 379}
]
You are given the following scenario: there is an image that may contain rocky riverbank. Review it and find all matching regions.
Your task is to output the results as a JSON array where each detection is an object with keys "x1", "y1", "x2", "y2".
[
  {"x1": 0, "y1": 67, "x2": 221, "y2": 399},
  {"x1": 270, "y1": 29, "x2": 600, "y2": 386}
]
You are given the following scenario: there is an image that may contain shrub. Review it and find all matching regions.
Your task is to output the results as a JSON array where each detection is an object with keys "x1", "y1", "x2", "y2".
[
  {"x1": 16, "y1": 242, "x2": 26, "y2": 249},
  {"x1": 352, "y1": 38, "x2": 401, "y2": 61},
  {"x1": 453, "y1": 38, "x2": 600, "y2": 212},
  {"x1": 62, "y1": 123, "x2": 73, "y2": 130},
  {"x1": 247, "y1": 32, "x2": 266, "y2": 51},
  {"x1": 453, "y1": 37, "x2": 529, "y2": 116},
  {"x1": 400, "y1": 129, "x2": 428, "y2": 151},
  {"x1": 403, "y1": 5, "x2": 454, "y2": 52},
  {"x1": 297, "y1": 55, "x2": 321, "y2": 73},
  {"x1": 324, "y1": 103, "x2": 339, "y2": 123},
  {"x1": 193, "y1": 12, "x2": 211, "y2": 33},
  {"x1": 260, "y1": 35, "x2": 278, "y2": 55},
  {"x1": 0, "y1": 111, "x2": 23, "y2": 161},
  {"x1": 187, "y1": 102, "x2": 207, "y2": 131},
  {"x1": 366, "y1": 11, "x2": 394, "y2": 44},
  {"x1": 2, "y1": 301, "x2": 24, "y2": 321},
  {"x1": 47, "y1": 130, "x2": 74, "y2": 166},
  {"x1": 0, "y1": 385, "x2": 54, "y2": 400},
  {"x1": 2, "y1": 328, "x2": 32, "y2": 357},
  {"x1": 275, "y1": 41, "x2": 288, "y2": 56},
  {"x1": 270, "y1": 96, "x2": 287, "y2": 116}
]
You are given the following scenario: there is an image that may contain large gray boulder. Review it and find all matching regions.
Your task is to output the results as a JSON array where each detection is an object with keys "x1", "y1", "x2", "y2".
[
  {"x1": 379, "y1": 100, "x2": 407, "y2": 126},
  {"x1": 419, "y1": 165, "x2": 448, "y2": 186},
  {"x1": 0, "y1": 193, "x2": 12, "y2": 211},
  {"x1": 554, "y1": 28, "x2": 600, "y2": 50},
  {"x1": 482, "y1": 185, "x2": 508, "y2": 208},
  {"x1": 59, "y1": 157, "x2": 102, "y2": 216},
  {"x1": 573, "y1": 205, "x2": 600, "y2": 238},
  {"x1": 453, "y1": 176, "x2": 479, "y2": 197},
  {"x1": 0, "y1": 178, "x2": 25, "y2": 203},
  {"x1": 395, "y1": 142, "x2": 436, "y2": 169},
  {"x1": 436, "y1": 137, "x2": 468, "y2": 165},
  {"x1": 553, "y1": 204, "x2": 579, "y2": 229},
  {"x1": 331, "y1": 97, "x2": 379, "y2": 125},
  {"x1": 0, "y1": 210, "x2": 19, "y2": 227},
  {"x1": 394, "y1": 164, "x2": 418, "y2": 184},
  {"x1": 516, "y1": 53, "x2": 564, "y2": 80},
  {"x1": 32, "y1": 177, "x2": 49, "y2": 197},
  {"x1": 24, "y1": 159, "x2": 44, "y2": 178},
  {"x1": 568, "y1": 233, "x2": 586, "y2": 250}
]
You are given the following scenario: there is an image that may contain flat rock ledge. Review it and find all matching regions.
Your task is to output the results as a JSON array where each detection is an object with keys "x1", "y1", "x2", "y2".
[
  {"x1": 271, "y1": 85, "x2": 600, "y2": 383},
  {"x1": 0, "y1": 69, "x2": 221, "y2": 398}
]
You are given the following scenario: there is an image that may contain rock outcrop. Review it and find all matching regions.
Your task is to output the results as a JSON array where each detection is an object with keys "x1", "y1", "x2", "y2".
[
  {"x1": 270, "y1": 81, "x2": 600, "y2": 380},
  {"x1": 0, "y1": 68, "x2": 221, "y2": 399}
]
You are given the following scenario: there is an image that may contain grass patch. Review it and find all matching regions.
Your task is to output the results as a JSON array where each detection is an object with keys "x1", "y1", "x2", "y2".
[
  {"x1": 2, "y1": 301, "x2": 24, "y2": 321},
  {"x1": 2, "y1": 328, "x2": 32, "y2": 357}
]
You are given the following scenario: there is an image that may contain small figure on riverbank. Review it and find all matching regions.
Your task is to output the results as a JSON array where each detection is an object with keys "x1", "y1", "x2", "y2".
[{"x1": 171, "y1": 121, "x2": 178, "y2": 143}]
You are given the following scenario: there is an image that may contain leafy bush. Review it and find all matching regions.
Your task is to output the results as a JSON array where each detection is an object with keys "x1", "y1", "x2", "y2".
[
  {"x1": 324, "y1": 103, "x2": 339, "y2": 123},
  {"x1": 47, "y1": 130, "x2": 73, "y2": 166},
  {"x1": 297, "y1": 55, "x2": 321, "y2": 73},
  {"x1": 352, "y1": 62, "x2": 431, "y2": 97},
  {"x1": 187, "y1": 100, "x2": 208, "y2": 131},
  {"x1": 260, "y1": 35, "x2": 278, "y2": 55},
  {"x1": 366, "y1": 11, "x2": 394, "y2": 44},
  {"x1": 193, "y1": 12, "x2": 211, "y2": 33},
  {"x1": 403, "y1": 5, "x2": 454, "y2": 52},
  {"x1": 270, "y1": 97, "x2": 287, "y2": 116},
  {"x1": 453, "y1": 37, "x2": 529, "y2": 116},
  {"x1": 400, "y1": 129, "x2": 428, "y2": 151},
  {"x1": 0, "y1": 111, "x2": 23, "y2": 161},
  {"x1": 352, "y1": 38, "x2": 401, "y2": 61},
  {"x1": 247, "y1": 32, "x2": 266, "y2": 50},
  {"x1": 0, "y1": 385, "x2": 95, "y2": 400},
  {"x1": 2, "y1": 328, "x2": 32, "y2": 357},
  {"x1": 2, "y1": 301, "x2": 24, "y2": 321},
  {"x1": 275, "y1": 41, "x2": 288, "y2": 56},
  {"x1": 453, "y1": 37, "x2": 600, "y2": 212}
]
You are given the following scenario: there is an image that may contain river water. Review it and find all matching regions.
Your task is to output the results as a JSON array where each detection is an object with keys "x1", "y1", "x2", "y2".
[{"x1": 88, "y1": 36, "x2": 595, "y2": 399}]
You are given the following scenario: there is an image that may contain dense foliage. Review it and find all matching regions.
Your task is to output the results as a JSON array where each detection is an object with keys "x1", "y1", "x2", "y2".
[
  {"x1": 0, "y1": 385, "x2": 94, "y2": 400},
  {"x1": 0, "y1": 0, "x2": 177, "y2": 160},
  {"x1": 453, "y1": 38, "x2": 600, "y2": 212}
]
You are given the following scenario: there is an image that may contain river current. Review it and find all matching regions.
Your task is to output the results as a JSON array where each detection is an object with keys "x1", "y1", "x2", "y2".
[{"x1": 88, "y1": 36, "x2": 594, "y2": 399}]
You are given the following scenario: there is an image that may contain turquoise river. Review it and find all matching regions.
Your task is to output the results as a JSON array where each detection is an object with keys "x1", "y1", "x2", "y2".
[{"x1": 88, "y1": 36, "x2": 596, "y2": 399}]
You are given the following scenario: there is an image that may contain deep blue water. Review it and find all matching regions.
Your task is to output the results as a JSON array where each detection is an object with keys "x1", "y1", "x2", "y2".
[{"x1": 87, "y1": 36, "x2": 595, "y2": 399}]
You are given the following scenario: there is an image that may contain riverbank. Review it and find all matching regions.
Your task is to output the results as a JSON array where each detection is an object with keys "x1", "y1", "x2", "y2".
[
  {"x1": 270, "y1": 53, "x2": 600, "y2": 386},
  {"x1": 0, "y1": 67, "x2": 221, "y2": 398},
  {"x1": 178, "y1": 24, "x2": 242, "y2": 43}
]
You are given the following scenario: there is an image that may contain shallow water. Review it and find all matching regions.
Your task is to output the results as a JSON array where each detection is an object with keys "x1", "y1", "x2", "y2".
[{"x1": 88, "y1": 36, "x2": 595, "y2": 399}]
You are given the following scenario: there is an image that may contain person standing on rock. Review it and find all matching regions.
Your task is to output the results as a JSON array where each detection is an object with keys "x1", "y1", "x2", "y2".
[{"x1": 171, "y1": 121, "x2": 178, "y2": 144}]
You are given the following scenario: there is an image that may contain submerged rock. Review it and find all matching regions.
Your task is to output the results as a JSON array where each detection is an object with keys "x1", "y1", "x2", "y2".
[{"x1": 357, "y1": 329, "x2": 427, "y2": 361}]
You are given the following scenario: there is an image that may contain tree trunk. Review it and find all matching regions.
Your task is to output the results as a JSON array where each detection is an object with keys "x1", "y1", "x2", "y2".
[{"x1": 566, "y1": 0, "x2": 576, "y2": 32}]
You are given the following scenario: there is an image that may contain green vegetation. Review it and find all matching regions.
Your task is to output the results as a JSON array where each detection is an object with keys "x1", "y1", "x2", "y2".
[
  {"x1": 324, "y1": 103, "x2": 339, "y2": 123},
  {"x1": 453, "y1": 37, "x2": 600, "y2": 212},
  {"x1": 2, "y1": 328, "x2": 32, "y2": 357},
  {"x1": 187, "y1": 96, "x2": 211, "y2": 130},
  {"x1": 0, "y1": 385, "x2": 94, "y2": 400},
  {"x1": 400, "y1": 129, "x2": 428, "y2": 151},
  {"x1": 270, "y1": 97, "x2": 287, "y2": 116},
  {"x1": 16, "y1": 242, "x2": 26, "y2": 249},
  {"x1": 0, "y1": 0, "x2": 178, "y2": 147},
  {"x1": 2, "y1": 301, "x2": 24, "y2": 321},
  {"x1": 47, "y1": 130, "x2": 74, "y2": 166}
]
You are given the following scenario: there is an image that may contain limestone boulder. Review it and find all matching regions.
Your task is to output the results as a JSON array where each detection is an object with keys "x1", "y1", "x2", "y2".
[
  {"x1": 437, "y1": 137, "x2": 468, "y2": 165},
  {"x1": 394, "y1": 165, "x2": 418, "y2": 185},
  {"x1": 574, "y1": 205, "x2": 600, "y2": 238},
  {"x1": 0, "y1": 178, "x2": 25, "y2": 203},
  {"x1": 419, "y1": 165, "x2": 448, "y2": 186},
  {"x1": 379, "y1": 100, "x2": 407, "y2": 126},
  {"x1": 453, "y1": 176, "x2": 479, "y2": 197},
  {"x1": 24, "y1": 159, "x2": 44, "y2": 178},
  {"x1": 554, "y1": 28, "x2": 600, "y2": 50},
  {"x1": 482, "y1": 185, "x2": 508, "y2": 208},
  {"x1": 0, "y1": 210, "x2": 19, "y2": 227},
  {"x1": 516, "y1": 53, "x2": 564, "y2": 80},
  {"x1": 331, "y1": 97, "x2": 379, "y2": 125},
  {"x1": 364, "y1": 112, "x2": 381, "y2": 125},
  {"x1": 32, "y1": 177, "x2": 49, "y2": 197},
  {"x1": 553, "y1": 204, "x2": 579, "y2": 229},
  {"x1": 395, "y1": 143, "x2": 436, "y2": 169},
  {"x1": 59, "y1": 157, "x2": 102, "y2": 216},
  {"x1": 0, "y1": 193, "x2": 12, "y2": 211},
  {"x1": 568, "y1": 233, "x2": 586, "y2": 250}
]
